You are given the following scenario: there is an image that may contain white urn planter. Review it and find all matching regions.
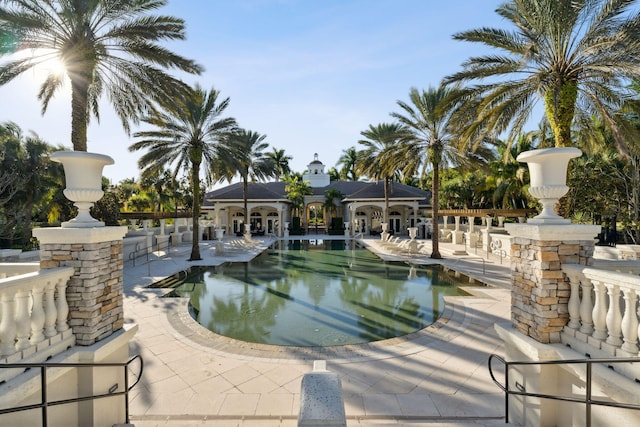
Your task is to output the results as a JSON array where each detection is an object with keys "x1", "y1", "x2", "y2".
[
  {"x1": 516, "y1": 147, "x2": 581, "y2": 224},
  {"x1": 51, "y1": 151, "x2": 114, "y2": 228},
  {"x1": 214, "y1": 228, "x2": 225, "y2": 240},
  {"x1": 408, "y1": 227, "x2": 417, "y2": 240}
]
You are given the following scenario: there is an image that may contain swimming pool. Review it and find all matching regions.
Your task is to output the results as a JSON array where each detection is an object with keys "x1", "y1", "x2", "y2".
[{"x1": 153, "y1": 239, "x2": 473, "y2": 347}]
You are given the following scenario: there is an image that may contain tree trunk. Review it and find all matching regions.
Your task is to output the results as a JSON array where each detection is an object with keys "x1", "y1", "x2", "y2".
[
  {"x1": 189, "y1": 160, "x2": 202, "y2": 261},
  {"x1": 243, "y1": 177, "x2": 249, "y2": 233},
  {"x1": 383, "y1": 177, "x2": 389, "y2": 224},
  {"x1": 70, "y1": 77, "x2": 89, "y2": 152},
  {"x1": 544, "y1": 81, "x2": 578, "y2": 148},
  {"x1": 431, "y1": 161, "x2": 441, "y2": 259}
]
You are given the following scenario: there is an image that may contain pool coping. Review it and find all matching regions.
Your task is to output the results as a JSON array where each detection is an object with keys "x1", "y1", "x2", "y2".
[{"x1": 163, "y1": 284, "x2": 498, "y2": 363}]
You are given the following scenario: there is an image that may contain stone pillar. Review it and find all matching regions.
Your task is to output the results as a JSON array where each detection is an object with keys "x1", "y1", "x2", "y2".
[
  {"x1": 33, "y1": 227, "x2": 128, "y2": 346},
  {"x1": 453, "y1": 216, "x2": 464, "y2": 244},
  {"x1": 505, "y1": 223, "x2": 600, "y2": 344}
]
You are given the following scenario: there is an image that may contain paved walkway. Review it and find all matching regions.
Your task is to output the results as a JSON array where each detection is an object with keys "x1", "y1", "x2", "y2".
[{"x1": 123, "y1": 235, "x2": 517, "y2": 427}]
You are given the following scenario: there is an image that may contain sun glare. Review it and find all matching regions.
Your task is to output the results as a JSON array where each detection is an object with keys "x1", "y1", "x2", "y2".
[{"x1": 13, "y1": 49, "x2": 67, "y2": 82}]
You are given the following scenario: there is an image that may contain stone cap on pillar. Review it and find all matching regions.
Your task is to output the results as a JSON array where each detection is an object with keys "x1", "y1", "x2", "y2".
[
  {"x1": 505, "y1": 223, "x2": 601, "y2": 241},
  {"x1": 33, "y1": 226, "x2": 128, "y2": 245}
]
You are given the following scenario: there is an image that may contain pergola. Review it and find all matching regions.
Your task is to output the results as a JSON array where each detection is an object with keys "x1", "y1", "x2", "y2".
[
  {"x1": 119, "y1": 211, "x2": 192, "y2": 220},
  {"x1": 438, "y1": 208, "x2": 537, "y2": 219}
]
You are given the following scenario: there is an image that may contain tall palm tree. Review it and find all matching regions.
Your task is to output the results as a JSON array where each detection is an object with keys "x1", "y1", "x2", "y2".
[
  {"x1": 391, "y1": 86, "x2": 471, "y2": 259},
  {"x1": 224, "y1": 130, "x2": 274, "y2": 233},
  {"x1": 336, "y1": 146, "x2": 359, "y2": 181},
  {"x1": 0, "y1": 122, "x2": 53, "y2": 246},
  {"x1": 130, "y1": 85, "x2": 237, "y2": 261},
  {"x1": 488, "y1": 135, "x2": 536, "y2": 209},
  {"x1": 357, "y1": 123, "x2": 409, "y2": 228},
  {"x1": 266, "y1": 147, "x2": 292, "y2": 181},
  {"x1": 323, "y1": 188, "x2": 343, "y2": 230},
  {"x1": 0, "y1": 0, "x2": 202, "y2": 151},
  {"x1": 284, "y1": 174, "x2": 312, "y2": 225},
  {"x1": 445, "y1": 0, "x2": 640, "y2": 155}
]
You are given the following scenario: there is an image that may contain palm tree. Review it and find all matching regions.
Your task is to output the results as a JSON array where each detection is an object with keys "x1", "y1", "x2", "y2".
[
  {"x1": 445, "y1": 0, "x2": 640, "y2": 155},
  {"x1": 130, "y1": 85, "x2": 237, "y2": 261},
  {"x1": 357, "y1": 123, "x2": 410, "y2": 229},
  {"x1": 323, "y1": 188, "x2": 343, "y2": 231},
  {"x1": 224, "y1": 130, "x2": 274, "y2": 233},
  {"x1": 336, "y1": 146, "x2": 359, "y2": 181},
  {"x1": 391, "y1": 86, "x2": 470, "y2": 259},
  {"x1": 266, "y1": 147, "x2": 292, "y2": 181},
  {"x1": 0, "y1": 0, "x2": 202, "y2": 151},
  {"x1": 488, "y1": 135, "x2": 537, "y2": 209},
  {"x1": 284, "y1": 175, "x2": 312, "y2": 229}
]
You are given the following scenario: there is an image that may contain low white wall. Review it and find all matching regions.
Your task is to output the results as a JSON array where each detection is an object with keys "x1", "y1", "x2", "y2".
[
  {"x1": 0, "y1": 262, "x2": 39, "y2": 278},
  {"x1": 496, "y1": 324, "x2": 640, "y2": 427},
  {"x1": 0, "y1": 324, "x2": 138, "y2": 427},
  {"x1": 594, "y1": 244, "x2": 640, "y2": 260},
  {"x1": 123, "y1": 236, "x2": 147, "y2": 262}
]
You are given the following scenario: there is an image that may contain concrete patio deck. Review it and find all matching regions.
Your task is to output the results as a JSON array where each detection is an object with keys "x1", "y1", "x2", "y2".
[{"x1": 123, "y1": 235, "x2": 516, "y2": 427}]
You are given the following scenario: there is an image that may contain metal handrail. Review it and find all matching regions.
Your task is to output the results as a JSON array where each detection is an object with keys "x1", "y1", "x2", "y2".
[
  {"x1": 129, "y1": 238, "x2": 171, "y2": 267},
  {"x1": 488, "y1": 354, "x2": 640, "y2": 426},
  {"x1": 0, "y1": 355, "x2": 143, "y2": 426}
]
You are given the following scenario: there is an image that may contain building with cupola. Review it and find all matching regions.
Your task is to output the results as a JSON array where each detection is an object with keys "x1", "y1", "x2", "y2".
[{"x1": 201, "y1": 154, "x2": 432, "y2": 237}]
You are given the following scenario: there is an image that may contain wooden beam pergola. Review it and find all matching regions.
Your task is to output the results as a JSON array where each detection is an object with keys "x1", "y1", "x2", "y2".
[
  {"x1": 119, "y1": 211, "x2": 192, "y2": 220},
  {"x1": 437, "y1": 208, "x2": 537, "y2": 217}
]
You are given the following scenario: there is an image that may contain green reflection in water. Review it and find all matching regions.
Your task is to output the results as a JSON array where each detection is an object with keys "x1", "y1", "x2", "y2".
[{"x1": 162, "y1": 239, "x2": 471, "y2": 346}]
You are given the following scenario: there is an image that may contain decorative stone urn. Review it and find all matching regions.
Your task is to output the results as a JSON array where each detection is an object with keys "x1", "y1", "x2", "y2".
[
  {"x1": 408, "y1": 227, "x2": 419, "y2": 253},
  {"x1": 344, "y1": 221, "x2": 350, "y2": 237},
  {"x1": 51, "y1": 151, "x2": 114, "y2": 228},
  {"x1": 516, "y1": 147, "x2": 582, "y2": 224},
  {"x1": 381, "y1": 222, "x2": 389, "y2": 241},
  {"x1": 408, "y1": 227, "x2": 417, "y2": 240},
  {"x1": 214, "y1": 228, "x2": 225, "y2": 240}
]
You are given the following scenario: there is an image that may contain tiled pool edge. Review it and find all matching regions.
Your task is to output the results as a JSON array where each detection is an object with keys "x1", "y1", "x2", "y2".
[{"x1": 162, "y1": 284, "x2": 504, "y2": 363}]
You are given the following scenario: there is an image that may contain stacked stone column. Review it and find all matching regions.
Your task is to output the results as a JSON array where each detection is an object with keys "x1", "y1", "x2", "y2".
[
  {"x1": 33, "y1": 227, "x2": 128, "y2": 346},
  {"x1": 505, "y1": 223, "x2": 600, "y2": 344}
]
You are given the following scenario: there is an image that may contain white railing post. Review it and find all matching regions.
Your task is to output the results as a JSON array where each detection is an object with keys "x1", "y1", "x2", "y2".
[
  {"x1": 579, "y1": 278, "x2": 594, "y2": 335},
  {"x1": 620, "y1": 288, "x2": 639, "y2": 354},
  {"x1": 566, "y1": 273, "x2": 581, "y2": 330},
  {"x1": 14, "y1": 289, "x2": 31, "y2": 350},
  {"x1": 605, "y1": 284, "x2": 623, "y2": 347},
  {"x1": 592, "y1": 281, "x2": 608, "y2": 341},
  {"x1": 43, "y1": 279, "x2": 57, "y2": 338},
  {"x1": 30, "y1": 285, "x2": 46, "y2": 345},
  {"x1": 0, "y1": 291, "x2": 17, "y2": 355},
  {"x1": 55, "y1": 276, "x2": 70, "y2": 333}
]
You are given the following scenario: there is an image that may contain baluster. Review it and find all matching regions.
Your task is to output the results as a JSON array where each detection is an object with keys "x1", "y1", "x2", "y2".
[
  {"x1": 566, "y1": 273, "x2": 581, "y2": 330},
  {"x1": 30, "y1": 285, "x2": 46, "y2": 345},
  {"x1": 592, "y1": 281, "x2": 608, "y2": 341},
  {"x1": 620, "y1": 288, "x2": 639, "y2": 354},
  {"x1": 579, "y1": 278, "x2": 594, "y2": 335},
  {"x1": 14, "y1": 289, "x2": 31, "y2": 350},
  {"x1": 0, "y1": 291, "x2": 17, "y2": 355},
  {"x1": 605, "y1": 284, "x2": 623, "y2": 347},
  {"x1": 55, "y1": 277, "x2": 70, "y2": 332},
  {"x1": 43, "y1": 280, "x2": 57, "y2": 338}
]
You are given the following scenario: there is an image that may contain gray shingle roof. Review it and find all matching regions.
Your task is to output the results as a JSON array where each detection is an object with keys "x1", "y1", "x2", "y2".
[{"x1": 204, "y1": 180, "x2": 431, "y2": 206}]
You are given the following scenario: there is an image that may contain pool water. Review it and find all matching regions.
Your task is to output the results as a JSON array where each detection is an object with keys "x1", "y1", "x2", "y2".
[{"x1": 155, "y1": 239, "x2": 472, "y2": 347}]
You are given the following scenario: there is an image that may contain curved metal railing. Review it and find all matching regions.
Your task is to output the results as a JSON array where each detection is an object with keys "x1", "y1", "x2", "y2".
[
  {"x1": 488, "y1": 353, "x2": 640, "y2": 426},
  {"x1": 0, "y1": 355, "x2": 143, "y2": 426}
]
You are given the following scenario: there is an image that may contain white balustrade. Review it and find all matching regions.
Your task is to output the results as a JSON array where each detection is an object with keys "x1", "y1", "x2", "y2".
[
  {"x1": 563, "y1": 264, "x2": 640, "y2": 356},
  {"x1": 0, "y1": 267, "x2": 74, "y2": 362},
  {"x1": 621, "y1": 289, "x2": 639, "y2": 353}
]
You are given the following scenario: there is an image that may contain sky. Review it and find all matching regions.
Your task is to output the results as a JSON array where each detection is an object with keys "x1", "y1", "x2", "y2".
[{"x1": 0, "y1": 0, "x2": 514, "y2": 188}]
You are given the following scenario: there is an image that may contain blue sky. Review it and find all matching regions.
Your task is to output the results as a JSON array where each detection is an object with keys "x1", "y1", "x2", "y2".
[{"x1": 0, "y1": 0, "x2": 516, "y2": 186}]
